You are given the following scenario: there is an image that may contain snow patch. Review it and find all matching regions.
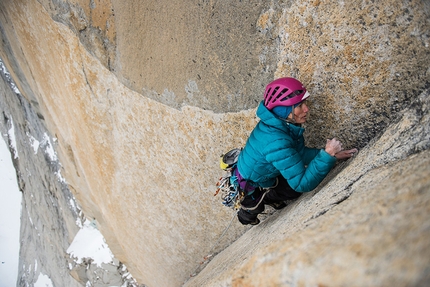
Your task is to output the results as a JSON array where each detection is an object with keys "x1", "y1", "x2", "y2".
[
  {"x1": 55, "y1": 170, "x2": 66, "y2": 184},
  {"x1": 76, "y1": 211, "x2": 84, "y2": 228},
  {"x1": 67, "y1": 219, "x2": 114, "y2": 267},
  {"x1": 39, "y1": 133, "x2": 67, "y2": 184},
  {"x1": 69, "y1": 198, "x2": 77, "y2": 213},
  {"x1": 41, "y1": 133, "x2": 57, "y2": 161},
  {"x1": 27, "y1": 132, "x2": 40, "y2": 154},
  {"x1": 0, "y1": 59, "x2": 21, "y2": 94},
  {"x1": 34, "y1": 273, "x2": 53, "y2": 287},
  {"x1": 7, "y1": 119, "x2": 18, "y2": 159}
]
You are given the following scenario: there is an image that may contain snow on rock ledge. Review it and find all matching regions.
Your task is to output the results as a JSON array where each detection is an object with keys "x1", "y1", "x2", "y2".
[{"x1": 67, "y1": 219, "x2": 141, "y2": 287}]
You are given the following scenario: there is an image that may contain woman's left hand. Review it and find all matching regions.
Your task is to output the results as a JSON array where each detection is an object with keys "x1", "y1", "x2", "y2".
[{"x1": 335, "y1": 148, "x2": 358, "y2": 160}]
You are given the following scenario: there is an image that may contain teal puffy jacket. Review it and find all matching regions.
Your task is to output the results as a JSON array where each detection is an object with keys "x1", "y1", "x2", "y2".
[{"x1": 237, "y1": 101, "x2": 336, "y2": 192}]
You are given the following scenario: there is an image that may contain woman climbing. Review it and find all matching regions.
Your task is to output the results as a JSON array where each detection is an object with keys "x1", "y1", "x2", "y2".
[{"x1": 236, "y1": 77, "x2": 358, "y2": 225}]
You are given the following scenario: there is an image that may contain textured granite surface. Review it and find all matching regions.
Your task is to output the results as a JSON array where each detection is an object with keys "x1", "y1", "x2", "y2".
[{"x1": 0, "y1": 0, "x2": 428, "y2": 286}]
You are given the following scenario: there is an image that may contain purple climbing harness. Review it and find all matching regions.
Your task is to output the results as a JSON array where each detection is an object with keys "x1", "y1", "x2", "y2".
[{"x1": 234, "y1": 168, "x2": 257, "y2": 195}]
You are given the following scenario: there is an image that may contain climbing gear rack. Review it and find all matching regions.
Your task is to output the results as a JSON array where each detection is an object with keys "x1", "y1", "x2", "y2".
[
  {"x1": 214, "y1": 167, "x2": 244, "y2": 210},
  {"x1": 214, "y1": 148, "x2": 244, "y2": 210}
]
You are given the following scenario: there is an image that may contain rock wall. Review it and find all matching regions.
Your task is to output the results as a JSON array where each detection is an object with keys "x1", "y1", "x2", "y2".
[
  {"x1": 185, "y1": 89, "x2": 430, "y2": 286},
  {"x1": 0, "y1": 62, "x2": 141, "y2": 286},
  {"x1": 0, "y1": 62, "x2": 83, "y2": 286},
  {"x1": 0, "y1": 0, "x2": 429, "y2": 286}
]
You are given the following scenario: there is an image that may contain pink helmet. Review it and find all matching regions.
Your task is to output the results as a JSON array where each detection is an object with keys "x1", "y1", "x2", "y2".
[{"x1": 263, "y1": 77, "x2": 310, "y2": 110}]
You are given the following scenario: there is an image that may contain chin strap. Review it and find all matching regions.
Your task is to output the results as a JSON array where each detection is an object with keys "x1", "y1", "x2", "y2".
[
  {"x1": 286, "y1": 102, "x2": 301, "y2": 123},
  {"x1": 286, "y1": 113, "x2": 296, "y2": 124}
]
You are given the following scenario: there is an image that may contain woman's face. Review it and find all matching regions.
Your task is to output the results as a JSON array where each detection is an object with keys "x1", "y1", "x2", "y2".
[{"x1": 288, "y1": 101, "x2": 309, "y2": 124}]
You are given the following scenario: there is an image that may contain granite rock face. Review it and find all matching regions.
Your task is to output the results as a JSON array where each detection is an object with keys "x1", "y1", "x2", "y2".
[
  {"x1": 0, "y1": 63, "x2": 141, "y2": 287},
  {"x1": 0, "y1": 63, "x2": 83, "y2": 287},
  {"x1": 184, "y1": 88, "x2": 430, "y2": 287},
  {"x1": 0, "y1": 0, "x2": 429, "y2": 286}
]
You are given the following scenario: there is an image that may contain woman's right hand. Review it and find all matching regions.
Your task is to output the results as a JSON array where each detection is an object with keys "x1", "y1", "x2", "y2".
[{"x1": 325, "y1": 138, "x2": 342, "y2": 156}]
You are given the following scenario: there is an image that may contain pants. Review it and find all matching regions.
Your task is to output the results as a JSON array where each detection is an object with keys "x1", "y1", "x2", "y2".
[{"x1": 237, "y1": 176, "x2": 302, "y2": 224}]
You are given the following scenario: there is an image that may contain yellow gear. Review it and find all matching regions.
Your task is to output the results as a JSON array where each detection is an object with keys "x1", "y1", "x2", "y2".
[
  {"x1": 219, "y1": 148, "x2": 242, "y2": 170},
  {"x1": 220, "y1": 156, "x2": 230, "y2": 170}
]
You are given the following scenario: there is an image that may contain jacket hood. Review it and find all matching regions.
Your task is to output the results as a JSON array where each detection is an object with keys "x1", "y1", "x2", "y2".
[{"x1": 256, "y1": 100, "x2": 304, "y2": 138}]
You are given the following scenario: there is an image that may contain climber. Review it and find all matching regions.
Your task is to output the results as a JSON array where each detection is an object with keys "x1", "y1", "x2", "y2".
[{"x1": 236, "y1": 77, "x2": 358, "y2": 225}]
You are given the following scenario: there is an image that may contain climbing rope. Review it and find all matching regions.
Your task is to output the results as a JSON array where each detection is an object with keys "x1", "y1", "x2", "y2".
[{"x1": 189, "y1": 211, "x2": 236, "y2": 278}]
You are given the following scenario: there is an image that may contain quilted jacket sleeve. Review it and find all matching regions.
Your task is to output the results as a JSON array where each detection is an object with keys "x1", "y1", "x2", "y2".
[
  {"x1": 266, "y1": 139, "x2": 336, "y2": 192},
  {"x1": 301, "y1": 147, "x2": 321, "y2": 165}
]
